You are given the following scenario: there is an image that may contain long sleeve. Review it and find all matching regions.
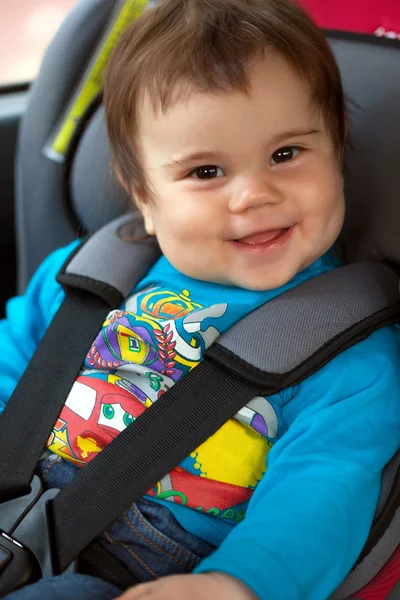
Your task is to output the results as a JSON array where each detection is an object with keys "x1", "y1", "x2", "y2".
[
  {"x1": 195, "y1": 326, "x2": 400, "y2": 599},
  {"x1": 0, "y1": 241, "x2": 80, "y2": 413}
]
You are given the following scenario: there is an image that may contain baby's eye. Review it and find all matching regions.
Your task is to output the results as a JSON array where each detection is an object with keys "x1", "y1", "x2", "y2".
[
  {"x1": 190, "y1": 166, "x2": 224, "y2": 180},
  {"x1": 270, "y1": 146, "x2": 301, "y2": 165}
]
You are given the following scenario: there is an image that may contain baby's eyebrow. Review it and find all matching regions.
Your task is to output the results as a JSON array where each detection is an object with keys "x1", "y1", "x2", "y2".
[
  {"x1": 163, "y1": 151, "x2": 225, "y2": 170},
  {"x1": 271, "y1": 128, "x2": 320, "y2": 145}
]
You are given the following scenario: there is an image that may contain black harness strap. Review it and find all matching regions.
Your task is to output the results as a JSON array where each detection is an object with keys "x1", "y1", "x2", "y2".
[
  {"x1": 0, "y1": 290, "x2": 113, "y2": 503},
  {"x1": 50, "y1": 356, "x2": 261, "y2": 572},
  {"x1": 78, "y1": 540, "x2": 139, "y2": 590}
]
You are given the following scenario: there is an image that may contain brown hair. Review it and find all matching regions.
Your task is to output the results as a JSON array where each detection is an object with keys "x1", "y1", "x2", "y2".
[{"x1": 104, "y1": 0, "x2": 346, "y2": 198}]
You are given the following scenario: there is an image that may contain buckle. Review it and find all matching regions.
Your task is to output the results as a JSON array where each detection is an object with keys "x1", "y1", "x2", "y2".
[
  {"x1": 0, "y1": 542, "x2": 11, "y2": 572},
  {"x1": 0, "y1": 475, "x2": 60, "y2": 597},
  {"x1": 0, "y1": 531, "x2": 41, "y2": 597}
]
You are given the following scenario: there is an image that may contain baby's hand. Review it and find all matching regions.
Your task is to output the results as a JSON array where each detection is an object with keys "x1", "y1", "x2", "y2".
[{"x1": 116, "y1": 572, "x2": 257, "y2": 600}]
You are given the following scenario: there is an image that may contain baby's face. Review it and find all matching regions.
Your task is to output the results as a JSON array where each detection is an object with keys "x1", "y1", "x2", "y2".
[{"x1": 135, "y1": 53, "x2": 345, "y2": 290}]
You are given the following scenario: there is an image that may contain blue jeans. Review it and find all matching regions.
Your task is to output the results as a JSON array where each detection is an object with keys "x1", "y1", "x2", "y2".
[
  {"x1": 4, "y1": 454, "x2": 215, "y2": 599},
  {"x1": 5, "y1": 574, "x2": 121, "y2": 600}
]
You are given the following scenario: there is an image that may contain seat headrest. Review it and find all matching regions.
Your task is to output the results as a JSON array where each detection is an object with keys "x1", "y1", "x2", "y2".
[
  {"x1": 15, "y1": 2, "x2": 400, "y2": 291},
  {"x1": 329, "y1": 32, "x2": 400, "y2": 265}
]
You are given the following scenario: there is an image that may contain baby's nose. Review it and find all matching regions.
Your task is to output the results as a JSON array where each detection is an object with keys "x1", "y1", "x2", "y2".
[{"x1": 229, "y1": 179, "x2": 284, "y2": 213}]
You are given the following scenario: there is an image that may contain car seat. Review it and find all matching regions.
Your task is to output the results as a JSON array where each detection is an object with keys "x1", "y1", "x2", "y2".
[{"x1": 11, "y1": 0, "x2": 400, "y2": 597}]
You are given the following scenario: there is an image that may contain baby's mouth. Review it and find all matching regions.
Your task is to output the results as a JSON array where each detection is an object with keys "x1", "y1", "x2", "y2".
[{"x1": 235, "y1": 228, "x2": 288, "y2": 244}]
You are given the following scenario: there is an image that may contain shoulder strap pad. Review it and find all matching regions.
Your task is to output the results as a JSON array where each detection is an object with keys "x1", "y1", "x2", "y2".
[
  {"x1": 57, "y1": 214, "x2": 161, "y2": 305},
  {"x1": 210, "y1": 261, "x2": 400, "y2": 386}
]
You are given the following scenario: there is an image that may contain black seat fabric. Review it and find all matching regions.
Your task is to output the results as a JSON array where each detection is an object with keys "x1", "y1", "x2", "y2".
[
  {"x1": 331, "y1": 32, "x2": 400, "y2": 266},
  {"x1": 14, "y1": 2, "x2": 400, "y2": 291}
]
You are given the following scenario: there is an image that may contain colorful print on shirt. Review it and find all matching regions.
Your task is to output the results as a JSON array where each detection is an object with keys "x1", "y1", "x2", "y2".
[{"x1": 46, "y1": 281, "x2": 279, "y2": 522}]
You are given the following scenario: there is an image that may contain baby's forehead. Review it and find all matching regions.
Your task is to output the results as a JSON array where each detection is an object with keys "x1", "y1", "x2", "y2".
[
  {"x1": 140, "y1": 52, "x2": 307, "y2": 111},
  {"x1": 137, "y1": 56, "x2": 324, "y2": 152}
]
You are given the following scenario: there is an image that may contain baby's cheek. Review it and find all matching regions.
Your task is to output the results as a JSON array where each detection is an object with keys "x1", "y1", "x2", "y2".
[{"x1": 172, "y1": 216, "x2": 209, "y2": 246}]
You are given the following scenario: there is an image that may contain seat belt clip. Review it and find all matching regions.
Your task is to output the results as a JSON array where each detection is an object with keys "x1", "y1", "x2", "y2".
[
  {"x1": 0, "y1": 475, "x2": 72, "y2": 597},
  {"x1": 0, "y1": 530, "x2": 41, "y2": 597}
]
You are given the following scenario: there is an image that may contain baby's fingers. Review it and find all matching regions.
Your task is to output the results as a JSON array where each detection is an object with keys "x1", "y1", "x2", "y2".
[
  {"x1": 117, "y1": 581, "x2": 157, "y2": 599},
  {"x1": 116, "y1": 574, "x2": 207, "y2": 600}
]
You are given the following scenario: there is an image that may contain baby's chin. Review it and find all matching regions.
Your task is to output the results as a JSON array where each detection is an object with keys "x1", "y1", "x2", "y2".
[
  {"x1": 228, "y1": 276, "x2": 295, "y2": 292},
  {"x1": 164, "y1": 254, "x2": 309, "y2": 291},
  {"x1": 185, "y1": 268, "x2": 302, "y2": 291},
  {"x1": 223, "y1": 263, "x2": 307, "y2": 291}
]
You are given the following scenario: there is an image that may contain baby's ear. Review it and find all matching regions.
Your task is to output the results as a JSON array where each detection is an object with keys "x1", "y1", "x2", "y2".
[
  {"x1": 112, "y1": 166, "x2": 156, "y2": 236},
  {"x1": 133, "y1": 187, "x2": 156, "y2": 236},
  {"x1": 112, "y1": 165, "x2": 129, "y2": 192}
]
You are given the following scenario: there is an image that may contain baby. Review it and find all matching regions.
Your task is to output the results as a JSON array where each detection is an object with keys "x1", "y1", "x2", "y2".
[{"x1": 2, "y1": 0, "x2": 399, "y2": 599}]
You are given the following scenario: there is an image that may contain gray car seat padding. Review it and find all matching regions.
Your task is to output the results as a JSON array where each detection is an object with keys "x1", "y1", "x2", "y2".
[{"x1": 15, "y1": 0, "x2": 119, "y2": 293}]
